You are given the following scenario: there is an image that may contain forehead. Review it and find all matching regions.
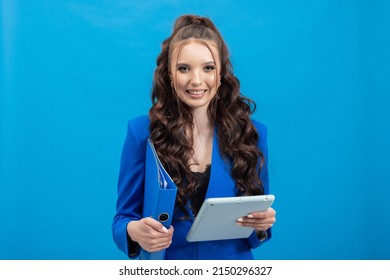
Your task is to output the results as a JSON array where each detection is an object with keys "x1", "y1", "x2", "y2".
[{"x1": 171, "y1": 39, "x2": 220, "y2": 64}]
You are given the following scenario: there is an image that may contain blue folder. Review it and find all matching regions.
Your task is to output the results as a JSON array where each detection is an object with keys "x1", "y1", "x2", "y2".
[{"x1": 140, "y1": 139, "x2": 178, "y2": 260}]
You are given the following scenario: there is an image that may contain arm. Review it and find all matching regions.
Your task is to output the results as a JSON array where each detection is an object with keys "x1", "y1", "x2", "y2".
[
  {"x1": 112, "y1": 117, "x2": 147, "y2": 258},
  {"x1": 243, "y1": 121, "x2": 276, "y2": 248},
  {"x1": 112, "y1": 116, "x2": 174, "y2": 258}
]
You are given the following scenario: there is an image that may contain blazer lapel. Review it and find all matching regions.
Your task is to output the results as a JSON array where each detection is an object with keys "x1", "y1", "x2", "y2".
[{"x1": 205, "y1": 128, "x2": 236, "y2": 199}]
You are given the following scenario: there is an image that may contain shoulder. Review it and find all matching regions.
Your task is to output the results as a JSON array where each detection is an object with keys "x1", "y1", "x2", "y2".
[
  {"x1": 251, "y1": 118, "x2": 267, "y2": 138},
  {"x1": 126, "y1": 114, "x2": 150, "y2": 142},
  {"x1": 250, "y1": 119, "x2": 268, "y2": 155},
  {"x1": 128, "y1": 114, "x2": 150, "y2": 127}
]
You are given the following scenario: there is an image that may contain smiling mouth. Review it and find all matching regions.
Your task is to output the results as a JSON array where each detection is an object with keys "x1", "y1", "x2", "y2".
[{"x1": 186, "y1": 89, "x2": 207, "y2": 95}]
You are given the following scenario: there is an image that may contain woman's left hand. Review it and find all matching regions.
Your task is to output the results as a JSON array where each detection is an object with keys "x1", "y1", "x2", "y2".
[{"x1": 236, "y1": 207, "x2": 276, "y2": 231}]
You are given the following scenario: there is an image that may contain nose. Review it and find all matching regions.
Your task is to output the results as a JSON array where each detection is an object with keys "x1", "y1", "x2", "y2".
[{"x1": 190, "y1": 70, "x2": 203, "y2": 86}]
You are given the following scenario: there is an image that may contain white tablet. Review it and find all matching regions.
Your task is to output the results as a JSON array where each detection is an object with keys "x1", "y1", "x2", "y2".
[{"x1": 186, "y1": 194, "x2": 275, "y2": 242}]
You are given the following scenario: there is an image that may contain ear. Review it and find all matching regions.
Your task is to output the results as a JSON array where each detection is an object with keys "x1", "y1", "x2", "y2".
[{"x1": 169, "y1": 74, "x2": 174, "y2": 88}]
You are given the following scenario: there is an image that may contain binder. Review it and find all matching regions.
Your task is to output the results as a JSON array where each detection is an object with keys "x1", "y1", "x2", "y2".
[{"x1": 140, "y1": 138, "x2": 177, "y2": 260}]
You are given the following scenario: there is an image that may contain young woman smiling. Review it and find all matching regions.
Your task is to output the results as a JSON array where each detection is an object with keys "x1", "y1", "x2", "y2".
[{"x1": 112, "y1": 14, "x2": 276, "y2": 260}]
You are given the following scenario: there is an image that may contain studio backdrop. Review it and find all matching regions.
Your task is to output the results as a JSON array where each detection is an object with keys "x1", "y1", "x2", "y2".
[{"x1": 1, "y1": 0, "x2": 389, "y2": 259}]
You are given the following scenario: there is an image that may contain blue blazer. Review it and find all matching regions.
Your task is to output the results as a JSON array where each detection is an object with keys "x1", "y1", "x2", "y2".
[{"x1": 112, "y1": 115, "x2": 271, "y2": 260}]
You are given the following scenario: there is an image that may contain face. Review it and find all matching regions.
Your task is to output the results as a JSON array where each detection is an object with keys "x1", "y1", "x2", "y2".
[{"x1": 170, "y1": 40, "x2": 221, "y2": 113}]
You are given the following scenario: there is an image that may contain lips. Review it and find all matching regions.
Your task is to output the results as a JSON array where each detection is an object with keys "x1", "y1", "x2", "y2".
[{"x1": 186, "y1": 89, "x2": 206, "y2": 95}]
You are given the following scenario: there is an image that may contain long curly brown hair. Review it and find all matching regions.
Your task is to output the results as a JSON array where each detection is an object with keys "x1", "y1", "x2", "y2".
[{"x1": 149, "y1": 15, "x2": 265, "y2": 215}]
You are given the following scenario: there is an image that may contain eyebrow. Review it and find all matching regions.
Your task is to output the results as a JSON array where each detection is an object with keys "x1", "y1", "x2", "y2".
[{"x1": 176, "y1": 61, "x2": 216, "y2": 66}]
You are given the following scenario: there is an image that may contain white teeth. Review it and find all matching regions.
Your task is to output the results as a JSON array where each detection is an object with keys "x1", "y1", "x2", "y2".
[{"x1": 188, "y1": 90, "x2": 205, "y2": 95}]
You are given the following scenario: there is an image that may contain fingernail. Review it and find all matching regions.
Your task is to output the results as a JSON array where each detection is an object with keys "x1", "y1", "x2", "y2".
[
  {"x1": 162, "y1": 226, "x2": 168, "y2": 233},
  {"x1": 237, "y1": 217, "x2": 243, "y2": 222},
  {"x1": 247, "y1": 214, "x2": 254, "y2": 218}
]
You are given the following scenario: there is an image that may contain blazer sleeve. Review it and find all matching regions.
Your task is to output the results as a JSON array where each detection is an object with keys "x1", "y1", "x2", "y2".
[
  {"x1": 112, "y1": 116, "x2": 149, "y2": 258},
  {"x1": 246, "y1": 121, "x2": 272, "y2": 249}
]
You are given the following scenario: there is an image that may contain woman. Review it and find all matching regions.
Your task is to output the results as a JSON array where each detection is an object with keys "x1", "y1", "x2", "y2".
[{"x1": 112, "y1": 14, "x2": 276, "y2": 260}]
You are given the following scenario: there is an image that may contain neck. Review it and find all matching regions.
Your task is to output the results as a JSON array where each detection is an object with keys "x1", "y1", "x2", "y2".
[
  {"x1": 190, "y1": 107, "x2": 214, "y2": 172},
  {"x1": 191, "y1": 107, "x2": 214, "y2": 133}
]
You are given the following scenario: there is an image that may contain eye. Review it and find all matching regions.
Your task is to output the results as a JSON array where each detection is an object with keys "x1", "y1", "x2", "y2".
[
  {"x1": 177, "y1": 65, "x2": 190, "y2": 72},
  {"x1": 204, "y1": 65, "x2": 215, "y2": 72}
]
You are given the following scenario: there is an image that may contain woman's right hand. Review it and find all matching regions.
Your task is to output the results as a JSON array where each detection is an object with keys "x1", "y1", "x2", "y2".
[{"x1": 127, "y1": 217, "x2": 174, "y2": 252}]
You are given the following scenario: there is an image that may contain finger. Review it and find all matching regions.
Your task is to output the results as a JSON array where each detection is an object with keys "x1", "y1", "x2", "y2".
[
  {"x1": 244, "y1": 215, "x2": 276, "y2": 225},
  {"x1": 143, "y1": 217, "x2": 170, "y2": 234},
  {"x1": 167, "y1": 225, "x2": 174, "y2": 235},
  {"x1": 236, "y1": 221, "x2": 274, "y2": 231},
  {"x1": 236, "y1": 216, "x2": 269, "y2": 223},
  {"x1": 247, "y1": 208, "x2": 276, "y2": 219},
  {"x1": 147, "y1": 242, "x2": 171, "y2": 252},
  {"x1": 236, "y1": 215, "x2": 276, "y2": 228},
  {"x1": 238, "y1": 220, "x2": 274, "y2": 228},
  {"x1": 239, "y1": 219, "x2": 274, "y2": 227},
  {"x1": 143, "y1": 236, "x2": 173, "y2": 252}
]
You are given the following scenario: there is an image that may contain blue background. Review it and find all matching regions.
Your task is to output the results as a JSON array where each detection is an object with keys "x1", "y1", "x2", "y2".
[{"x1": 1, "y1": 0, "x2": 389, "y2": 260}]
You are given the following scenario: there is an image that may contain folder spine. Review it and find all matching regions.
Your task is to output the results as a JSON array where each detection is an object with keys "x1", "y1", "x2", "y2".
[
  {"x1": 140, "y1": 139, "x2": 177, "y2": 260},
  {"x1": 140, "y1": 187, "x2": 176, "y2": 260}
]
